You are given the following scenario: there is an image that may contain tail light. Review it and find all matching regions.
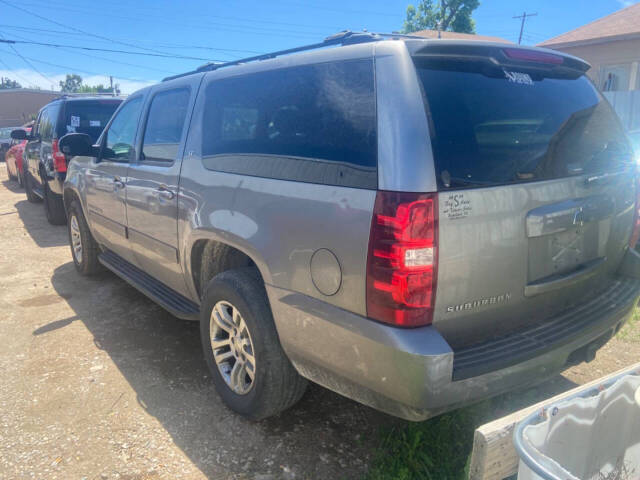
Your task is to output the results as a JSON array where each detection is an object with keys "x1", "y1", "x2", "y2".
[
  {"x1": 366, "y1": 191, "x2": 438, "y2": 327},
  {"x1": 630, "y1": 177, "x2": 640, "y2": 248},
  {"x1": 52, "y1": 139, "x2": 67, "y2": 173},
  {"x1": 502, "y1": 48, "x2": 563, "y2": 65}
]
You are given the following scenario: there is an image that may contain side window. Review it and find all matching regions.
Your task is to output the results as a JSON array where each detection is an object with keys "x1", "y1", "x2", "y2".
[
  {"x1": 38, "y1": 108, "x2": 52, "y2": 142},
  {"x1": 201, "y1": 59, "x2": 377, "y2": 189},
  {"x1": 142, "y1": 88, "x2": 190, "y2": 162},
  {"x1": 104, "y1": 97, "x2": 143, "y2": 162}
]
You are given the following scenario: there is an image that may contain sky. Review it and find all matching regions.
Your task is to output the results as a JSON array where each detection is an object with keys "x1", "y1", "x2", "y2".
[{"x1": 0, "y1": 0, "x2": 638, "y2": 93}]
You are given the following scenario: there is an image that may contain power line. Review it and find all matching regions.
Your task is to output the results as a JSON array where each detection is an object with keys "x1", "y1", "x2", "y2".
[
  {"x1": 0, "y1": 24, "x2": 265, "y2": 55},
  {"x1": 0, "y1": 0, "x2": 181, "y2": 56},
  {"x1": 0, "y1": 31, "x2": 53, "y2": 86},
  {"x1": 0, "y1": 38, "x2": 225, "y2": 62},
  {"x1": 4, "y1": 31, "x2": 183, "y2": 75},
  {"x1": 0, "y1": 47, "x2": 156, "y2": 83},
  {"x1": 513, "y1": 11, "x2": 538, "y2": 45},
  {"x1": 19, "y1": 0, "x2": 346, "y2": 33},
  {"x1": 0, "y1": 54, "x2": 36, "y2": 86},
  {"x1": 9, "y1": 0, "x2": 323, "y2": 40}
]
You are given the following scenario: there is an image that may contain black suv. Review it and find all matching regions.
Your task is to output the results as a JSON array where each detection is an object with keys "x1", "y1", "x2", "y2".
[{"x1": 18, "y1": 96, "x2": 122, "y2": 224}]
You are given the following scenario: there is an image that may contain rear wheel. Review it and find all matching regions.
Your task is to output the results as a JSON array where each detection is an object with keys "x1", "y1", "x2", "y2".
[
  {"x1": 6, "y1": 162, "x2": 16, "y2": 180},
  {"x1": 43, "y1": 178, "x2": 66, "y2": 225},
  {"x1": 24, "y1": 171, "x2": 41, "y2": 203},
  {"x1": 67, "y1": 200, "x2": 101, "y2": 275},
  {"x1": 200, "y1": 268, "x2": 307, "y2": 420}
]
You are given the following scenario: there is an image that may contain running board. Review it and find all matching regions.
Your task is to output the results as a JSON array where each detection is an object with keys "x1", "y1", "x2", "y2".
[{"x1": 99, "y1": 249, "x2": 200, "y2": 321}]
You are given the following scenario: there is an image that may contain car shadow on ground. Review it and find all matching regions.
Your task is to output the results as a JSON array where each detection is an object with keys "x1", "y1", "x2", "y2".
[
  {"x1": 46, "y1": 260, "x2": 583, "y2": 479},
  {"x1": 49, "y1": 262, "x2": 398, "y2": 479},
  {"x1": 2, "y1": 179, "x2": 22, "y2": 194},
  {"x1": 14, "y1": 198, "x2": 68, "y2": 248}
]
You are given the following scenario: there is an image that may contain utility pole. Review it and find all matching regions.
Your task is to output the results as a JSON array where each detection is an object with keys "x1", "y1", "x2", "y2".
[
  {"x1": 110, "y1": 75, "x2": 114, "y2": 96},
  {"x1": 513, "y1": 11, "x2": 537, "y2": 44}
]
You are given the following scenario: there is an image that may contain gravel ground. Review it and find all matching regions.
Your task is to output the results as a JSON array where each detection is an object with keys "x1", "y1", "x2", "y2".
[
  {"x1": 0, "y1": 170, "x2": 396, "y2": 480},
  {"x1": 1, "y1": 167, "x2": 638, "y2": 480}
]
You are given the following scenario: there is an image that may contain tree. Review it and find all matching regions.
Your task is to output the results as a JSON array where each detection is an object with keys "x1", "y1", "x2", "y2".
[
  {"x1": 0, "y1": 77, "x2": 22, "y2": 89},
  {"x1": 59, "y1": 74, "x2": 83, "y2": 93},
  {"x1": 78, "y1": 84, "x2": 114, "y2": 94},
  {"x1": 402, "y1": 0, "x2": 479, "y2": 34}
]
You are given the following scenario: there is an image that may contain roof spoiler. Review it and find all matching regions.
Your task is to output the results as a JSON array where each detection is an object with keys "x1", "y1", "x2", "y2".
[{"x1": 409, "y1": 42, "x2": 590, "y2": 73}]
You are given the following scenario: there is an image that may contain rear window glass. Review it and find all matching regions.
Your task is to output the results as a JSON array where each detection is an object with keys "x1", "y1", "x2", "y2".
[
  {"x1": 61, "y1": 100, "x2": 122, "y2": 143},
  {"x1": 416, "y1": 61, "x2": 633, "y2": 189},
  {"x1": 142, "y1": 88, "x2": 190, "y2": 162},
  {"x1": 201, "y1": 59, "x2": 377, "y2": 189}
]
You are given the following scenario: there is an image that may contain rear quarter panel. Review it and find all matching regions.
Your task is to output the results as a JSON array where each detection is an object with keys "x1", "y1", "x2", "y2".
[{"x1": 177, "y1": 161, "x2": 375, "y2": 315}]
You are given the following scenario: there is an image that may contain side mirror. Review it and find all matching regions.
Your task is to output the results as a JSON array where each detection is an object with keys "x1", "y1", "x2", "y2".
[
  {"x1": 59, "y1": 133, "x2": 98, "y2": 157},
  {"x1": 10, "y1": 129, "x2": 27, "y2": 140}
]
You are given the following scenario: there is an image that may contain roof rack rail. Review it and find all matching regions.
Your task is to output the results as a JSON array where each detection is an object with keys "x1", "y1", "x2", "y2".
[{"x1": 163, "y1": 30, "x2": 415, "y2": 82}]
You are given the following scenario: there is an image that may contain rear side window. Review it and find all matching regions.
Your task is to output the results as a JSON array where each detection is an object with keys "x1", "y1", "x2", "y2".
[
  {"x1": 142, "y1": 88, "x2": 190, "y2": 162},
  {"x1": 416, "y1": 60, "x2": 633, "y2": 189},
  {"x1": 60, "y1": 100, "x2": 121, "y2": 143},
  {"x1": 201, "y1": 59, "x2": 377, "y2": 189},
  {"x1": 38, "y1": 104, "x2": 59, "y2": 141}
]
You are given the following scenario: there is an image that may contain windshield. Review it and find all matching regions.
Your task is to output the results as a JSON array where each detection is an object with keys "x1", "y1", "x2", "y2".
[
  {"x1": 60, "y1": 100, "x2": 121, "y2": 143},
  {"x1": 415, "y1": 60, "x2": 633, "y2": 189}
]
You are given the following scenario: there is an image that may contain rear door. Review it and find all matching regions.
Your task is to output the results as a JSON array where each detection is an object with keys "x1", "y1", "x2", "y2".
[
  {"x1": 84, "y1": 96, "x2": 143, "y2": 263},
  {"x1": 125, "y1": 78, "x2": 197, "y2": 296},
  {"x1": 25, "y1": 106, "x2": 52, "y2": 193},
  {"x1": 413, "y1": 53, "x2": 636, "y2": 348}
]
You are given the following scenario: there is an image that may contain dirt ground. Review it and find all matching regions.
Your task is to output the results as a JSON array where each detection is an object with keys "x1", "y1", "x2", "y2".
[{"x1": 0, "y1": 167, "x2": 638, "y2": 480}]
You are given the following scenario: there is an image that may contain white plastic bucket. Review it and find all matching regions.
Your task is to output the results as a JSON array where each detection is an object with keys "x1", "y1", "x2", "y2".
[{"x1": 514, "y1": 372, "x2": 640, "y2": 480}]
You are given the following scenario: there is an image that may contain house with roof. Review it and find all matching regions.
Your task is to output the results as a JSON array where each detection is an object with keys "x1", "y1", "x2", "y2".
[
  {"x1": 538, "y1": 3, "x2": 640, "y2": 132},
  {"x1": 0, "y1": 88, "x2": 59, "y2": 128},
  {"x1": 538, "y1": 3, "x2": 640, "y2": 92}
]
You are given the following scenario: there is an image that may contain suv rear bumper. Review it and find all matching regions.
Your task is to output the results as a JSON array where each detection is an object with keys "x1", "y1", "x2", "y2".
[{"x1": 267, "y1": 255, "x2": 640, "y2": 421}]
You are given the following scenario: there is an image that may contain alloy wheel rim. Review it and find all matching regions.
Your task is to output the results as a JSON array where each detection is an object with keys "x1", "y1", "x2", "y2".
[
  {"x1": 210, "y1": 300, "x2": 256, "y2": 395},
  {"x1": 70, "y1": 215, "x2": 82, "y2": 263}
]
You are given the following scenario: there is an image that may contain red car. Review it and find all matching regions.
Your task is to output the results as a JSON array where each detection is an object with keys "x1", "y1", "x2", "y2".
[{"x1": 5, "y1": 127, "x2": 31, "y2": 187}]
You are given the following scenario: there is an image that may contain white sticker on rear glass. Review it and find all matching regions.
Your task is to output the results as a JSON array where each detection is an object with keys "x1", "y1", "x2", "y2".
[
  {"x1": 503, "y1": 69, "x2": 533, "y2": 85},
  {"x1": 89, "y1": 120, "x2": 101, "y2": 127},
  {"x1": 70, "y1": 115, "x2": 80, "y2": 127}
]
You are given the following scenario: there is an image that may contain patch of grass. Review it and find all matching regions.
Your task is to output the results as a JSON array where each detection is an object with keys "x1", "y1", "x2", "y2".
[
  {"x1": 365, "y1": 406, "x2": 488, "y2": 480},
  {"x1": 617, "y1": 306, "x2": 640, "y2": 343}
]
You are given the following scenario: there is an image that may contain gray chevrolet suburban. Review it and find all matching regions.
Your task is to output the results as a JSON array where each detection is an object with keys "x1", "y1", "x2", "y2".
[{"x1": 60, "y1": 32, "x2": 640, "y2": 421}]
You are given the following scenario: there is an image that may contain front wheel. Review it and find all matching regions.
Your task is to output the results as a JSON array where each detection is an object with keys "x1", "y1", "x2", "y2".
[{"x1": 200, "y1": 268, "x2": 307, "y2": 420}]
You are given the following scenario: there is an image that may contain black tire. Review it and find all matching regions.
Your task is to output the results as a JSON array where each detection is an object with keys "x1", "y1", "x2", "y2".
[
  {"x1": 67, "y1": 200, "x2": 102, "y2": 275},
  {"x1": 24, "y1": 170, "x2": 41, "y2": 203},
  {"x1": 43, "y1": 178, "x2": 67, "y2": 225},
  {"x1": 200, "y1": 268, "x2": 307, "y2": 420}
]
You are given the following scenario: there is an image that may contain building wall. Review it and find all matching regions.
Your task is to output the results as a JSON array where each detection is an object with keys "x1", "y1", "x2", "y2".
[
  {"x1": 0, "y1": 90, "x2": 59, "y2": 127},
  {"x1": 550, "y1": 38, "x2": 640, "y2": 91}
]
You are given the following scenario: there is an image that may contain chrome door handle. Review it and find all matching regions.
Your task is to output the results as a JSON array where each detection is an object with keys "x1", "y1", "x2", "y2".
[{"x1": 156, "y1": 185, "x2": 175, "y2": 200}]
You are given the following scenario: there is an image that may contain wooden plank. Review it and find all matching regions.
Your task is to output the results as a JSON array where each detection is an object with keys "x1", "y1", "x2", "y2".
[{"x1": 468, "y1": 362, "x2": 640, "y2": 480}]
